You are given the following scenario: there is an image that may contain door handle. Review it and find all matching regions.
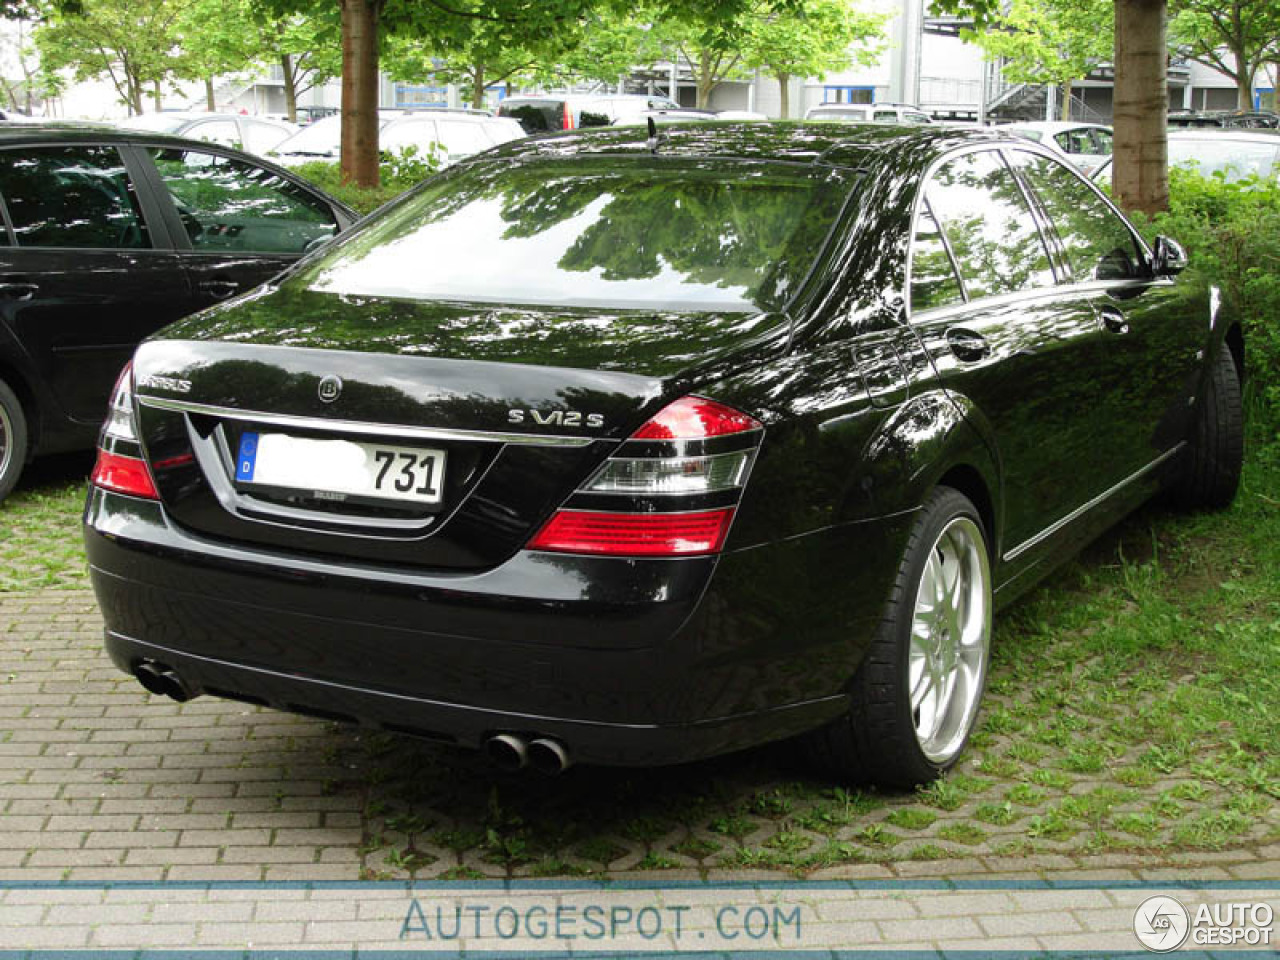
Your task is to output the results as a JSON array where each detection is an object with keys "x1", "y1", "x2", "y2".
[
  {"x1": 0, "y1": 282, "x2": 39, "y2": 301},
  {"x1": 197, "y1": 279, "x2": 240, "y2": 300},
  {"x1": 946, "y1": 327, "x2": 990, "y2": 363},
  {"x1": 1099, "y1": 306, "x2": 1129, "y2": 334}
]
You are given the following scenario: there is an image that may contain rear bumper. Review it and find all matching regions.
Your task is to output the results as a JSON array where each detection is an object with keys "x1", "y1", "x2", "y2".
[{"x1": 85, "y1": 488, "x2": 910, "y2": 767}]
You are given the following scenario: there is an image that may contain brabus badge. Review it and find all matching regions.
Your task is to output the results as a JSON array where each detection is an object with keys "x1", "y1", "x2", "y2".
[{"x1": 318, "y1": 375, "x2": 343, "y2": 403}]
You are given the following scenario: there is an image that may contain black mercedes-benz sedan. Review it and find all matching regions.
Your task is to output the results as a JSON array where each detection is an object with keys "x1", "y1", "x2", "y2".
[{"x1": 83, "y1": 123, "x2": 1244, "y2": 786}]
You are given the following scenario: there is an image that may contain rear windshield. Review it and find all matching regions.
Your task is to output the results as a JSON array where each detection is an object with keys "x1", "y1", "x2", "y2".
[
  {"x1": 497, "y1": 101, "x2": 562, "y2": 133},
  {"x1": 295, "y1": 158, "x2": 846, "y2": 312}
]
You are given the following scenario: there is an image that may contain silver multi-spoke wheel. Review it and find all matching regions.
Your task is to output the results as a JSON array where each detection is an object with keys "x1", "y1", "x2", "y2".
[
  {"x1": 0, "y1": 400, "x2": 11, "y2": 482},
  {"x1": 908, "y1": 516, "x2": 991, "y2": 763},
  {"x1": 0, "y1": 378, "x2": 26, "y2": 504}
]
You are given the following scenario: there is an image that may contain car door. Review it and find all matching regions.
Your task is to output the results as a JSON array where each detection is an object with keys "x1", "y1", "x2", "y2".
[
  {"x1": 137, "y1": 145, "x2": 350, "y2": 313},
  {"x1": 906, "y1": 146, "x2": 1125, "y2": 554},
  {"x1": 1009, "y1": 148, "x2": 1205, "y2": 478},
  {"x1": 0, "y1": 142, "x2": 191, "y2": 423}
]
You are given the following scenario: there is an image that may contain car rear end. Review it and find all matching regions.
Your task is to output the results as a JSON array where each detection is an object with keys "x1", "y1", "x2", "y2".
[{"x1": 84, "y1": 141, "x2": 862, "y2": 768}]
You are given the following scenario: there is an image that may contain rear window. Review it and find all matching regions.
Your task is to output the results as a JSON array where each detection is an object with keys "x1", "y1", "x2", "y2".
[
  {"x1": 498, "y1": 101, "x2": 562, "y2": 133},
  {"x1": 1169, "y1": 138, "x2": 1279, "y2": 181},
  {"x1": 297, "y1": 158, "x2": 846, "y2": 312}
]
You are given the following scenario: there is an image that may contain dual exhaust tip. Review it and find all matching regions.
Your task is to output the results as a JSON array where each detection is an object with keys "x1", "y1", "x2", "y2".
[
  {"x1": 485, "y1": 733, "x2": 572, "y2": 775},
  {"x1": 132, "y1": 662, "x2": 571, "y2": 774},
  {"x1": 132, "y1": 660, "x2": 196, "y2": 703}
]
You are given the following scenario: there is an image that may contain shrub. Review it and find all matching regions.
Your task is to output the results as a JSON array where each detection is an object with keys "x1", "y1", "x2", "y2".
[
  {"x1": 292, "y1": 144, "x2": 443, "y2": 216},
  {"x1": 1136, "y1": 169, "x2": 1280, "y2": 434}
]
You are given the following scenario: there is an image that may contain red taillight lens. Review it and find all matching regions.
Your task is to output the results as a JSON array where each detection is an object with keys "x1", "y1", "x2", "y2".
[
  {"x1": 632, "y1": 396, "x2": 762, "y2": 440},
  {"x1": 91, "y1": 450, "x2": 159, "y2": 500},
  {"x1": 528, "y1": 508, "x2": 735, "y2": 557},
  {"x1": 563, "y1": 103, "x2": 574, "y2": 130}
]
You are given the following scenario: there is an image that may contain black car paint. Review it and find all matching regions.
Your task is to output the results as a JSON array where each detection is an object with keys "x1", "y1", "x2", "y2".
[
  {"x1": 84, "y1": 123, "x2": 1238, "y2": 767},
  {"x1": 0, "y1": 125, "x2": 357, "y2": 461}
]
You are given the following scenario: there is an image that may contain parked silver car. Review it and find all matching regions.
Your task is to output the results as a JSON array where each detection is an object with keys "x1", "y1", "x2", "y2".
[
  {"x1": 270, "y1": 110, "x2": 524, "y2": 168},
  {"x1": 117, "y1": 112, "x2": 298, "y2": 158}
]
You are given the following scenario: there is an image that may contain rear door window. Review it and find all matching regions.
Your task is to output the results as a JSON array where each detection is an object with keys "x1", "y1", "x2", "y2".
[
  {"x1": 184, "y1": 119, "x2": 242, "y2": 148},
  {"x1": 924, "y1": 149, "x2": 1055, "y2": 299},
  {"x1": 149, "y1": 147, "x2": 337, "y2": 254},
  {"x1": 910, "y1": 203, "x2": 965, "y2": 311},
  {"x1": 0, "y1": 145, "x2": 151, "y2": 249},
  {"x1": 1009, "y1": 150, "x2": 1143, "y2": 282}
]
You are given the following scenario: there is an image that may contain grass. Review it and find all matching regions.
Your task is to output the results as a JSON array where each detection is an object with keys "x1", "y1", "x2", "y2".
[{"x1": 3, "y1": 435, "x2": 1278, "y2": 877}]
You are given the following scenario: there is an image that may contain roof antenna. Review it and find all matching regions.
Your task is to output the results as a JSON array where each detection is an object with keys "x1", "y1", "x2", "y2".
[{"x1": 647, "y1": 115, "x2": 659, "y2": 154}]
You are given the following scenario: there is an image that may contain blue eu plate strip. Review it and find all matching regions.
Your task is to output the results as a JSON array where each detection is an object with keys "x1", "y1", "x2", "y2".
[{"x1": 236, "y1": 432, "x2": 259, "y2": 482}]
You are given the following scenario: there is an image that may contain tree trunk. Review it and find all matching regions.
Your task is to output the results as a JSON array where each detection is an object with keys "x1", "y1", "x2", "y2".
[
  {"x1": 1236, "y1": 69, "x2": 1254, "y2": 110},
  {"x1": 1060, "y1": 79, "x2": 1072, "y2": 120},
  {"x1": 696, "y1": 50, "x2": 714, "y2": 108},
  {"x1": 470, "y1": 64, "x2": 486, "y2": 109},
  {"x1": 340, "y1": 0, "x2": 381, "y2": 188},
  {"x1": 281, "y1": 54, "x2": 297, "y2": 122},
  {"x1": 1113, "y1": 0, "x2": 1168, "y2": 215},
  {"x1": 152, "y1": 80, "x2": 161, "y2": 112},
  {"x1": 205, "y1": 78, "x2": 215, "y2": 111},
  {"x1": 777, "y1": 70, "x2": 791, "y2": 119}
]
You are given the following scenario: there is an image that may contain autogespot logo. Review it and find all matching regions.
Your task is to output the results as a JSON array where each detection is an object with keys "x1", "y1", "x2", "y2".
[{"x1": 1134, "y1": 895, "x2": 1191, "y2": 952}]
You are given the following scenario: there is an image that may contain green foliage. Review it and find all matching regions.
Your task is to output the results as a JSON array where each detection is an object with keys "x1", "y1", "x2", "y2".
[
  {"x1": 1136, "y1": 169, "x2": 1280, "y2": 432},
  {"x1": 962, "y1": 0, "x2": 1111, "y2": 93},
  {"x1": 34, "y1": 0, "x2": 187, "y2": 114},
  {"x1": 291, "y1": 146, "x2": 441, "y2": 215}
]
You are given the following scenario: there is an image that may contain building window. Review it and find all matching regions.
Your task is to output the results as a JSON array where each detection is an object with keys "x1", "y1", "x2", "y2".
[{"x1": 823, "y1": 85, "x2": 874, "y2": 105}]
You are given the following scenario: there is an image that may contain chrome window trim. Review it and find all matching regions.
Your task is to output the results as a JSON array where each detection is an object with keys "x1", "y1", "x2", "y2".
[
  {"x1": 1003, "y1": 444, "x2": 1184, "y2": 562},
  {"x1": 137, "y1": 395, "x2": 599, "y2": 448}
]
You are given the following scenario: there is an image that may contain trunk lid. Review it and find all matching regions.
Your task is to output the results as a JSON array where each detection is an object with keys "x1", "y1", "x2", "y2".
[{"x1": 132, "y1": 287, "x2": 782, "y2": 571}]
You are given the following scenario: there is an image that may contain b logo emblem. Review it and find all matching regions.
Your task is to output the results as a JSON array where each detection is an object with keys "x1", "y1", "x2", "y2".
[{"x1": 318, "y1": 376, "x2": 342, "y2": 404}]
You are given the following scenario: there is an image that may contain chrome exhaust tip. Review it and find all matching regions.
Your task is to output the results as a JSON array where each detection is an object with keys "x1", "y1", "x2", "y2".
[
  {"x1": 527, "y1": 737, "x2": 571, "y2": 775},
  {"x1": 485, "y1": 733, "x2": 529, "y2": 771}
]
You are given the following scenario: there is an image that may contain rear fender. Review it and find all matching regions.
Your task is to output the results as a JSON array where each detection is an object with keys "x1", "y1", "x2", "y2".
[{"x1": 854, "y1": 388, "x2": 1001, "y2": 545}]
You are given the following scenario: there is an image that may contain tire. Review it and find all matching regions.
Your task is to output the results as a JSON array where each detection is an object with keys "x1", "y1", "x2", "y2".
[
  {"x1": 0, "y1": 377, "x2": 28, "y2": 504},
  {"x1": 804, "y1": 487, "x2": 993, "y2": 787},
  {"x1": 1175, "y1": 346, "x2": 1243, "y2": 510}
]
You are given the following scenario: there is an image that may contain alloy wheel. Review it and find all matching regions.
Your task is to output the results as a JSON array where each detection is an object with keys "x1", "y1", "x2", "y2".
[{"x1": 908, "y1": 516, "x2": 991, "y2": 764}]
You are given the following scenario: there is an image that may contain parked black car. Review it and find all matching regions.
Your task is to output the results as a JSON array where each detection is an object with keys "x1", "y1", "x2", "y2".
[
  {"x1": 83, "y1": 124, "x2": 1243, "y2": 785},
  {"x1": 0, "y1": 123, "x2": 357, "y2": 501}
]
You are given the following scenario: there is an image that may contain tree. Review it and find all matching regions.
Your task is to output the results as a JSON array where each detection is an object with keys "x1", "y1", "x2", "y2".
[
  {"x1": 1169, "y1": 0, "x2": 1280, "y2": 110},
  {"x1": 962, "y1": 0, "x2": 1112, "y2": 121},
  {"x1": 34, "y1": 0, "x2": 186, "y2": 115},
  {"x1": 743, "y1": 0, "x2": 885, "y2": 119},
  {"x1": 176, "y1": 0, "x2": 261, "y2": 110},
  {"x1": 650, "y1": 6, "x2": 751, "y2": 108},
  {"x1": 936, "y1": 0, "x2": 1168, "y2": 214}
]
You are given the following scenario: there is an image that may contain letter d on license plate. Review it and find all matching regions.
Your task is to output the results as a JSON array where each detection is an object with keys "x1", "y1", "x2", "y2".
[{"x1": 234, "y1": 431, "x2": 446, "y2": 505}]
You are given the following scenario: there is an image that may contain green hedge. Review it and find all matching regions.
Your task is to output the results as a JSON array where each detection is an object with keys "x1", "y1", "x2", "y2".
[
  {"x1": 291, "y1": 146, "x2": 442, "y2": 216},
  {"x1": 1138, "y1": 169, "x2": 1280, "y2": 434}
]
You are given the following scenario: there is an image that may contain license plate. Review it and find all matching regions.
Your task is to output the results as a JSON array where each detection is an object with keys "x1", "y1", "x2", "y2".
[{"x1": 234, "y1": 432, "x2": 446, "y2": 505}]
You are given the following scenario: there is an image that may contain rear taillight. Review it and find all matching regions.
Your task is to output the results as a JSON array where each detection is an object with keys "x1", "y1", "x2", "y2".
[
  {"x1": 528, "y1": 395, "x2": 762, "y2": 557},
  {"x1": 563, "y1": 103, "x2": 574, "y2": 130},
  {"x1": 102, "y1": 362, "x2": 138, "y2": 443},
  {"x1": 91, "y1": 450, "x2": 159, "y2": 499},
  {"x1": 91, "y1": 362, "x2": 159, "y2": 500}
]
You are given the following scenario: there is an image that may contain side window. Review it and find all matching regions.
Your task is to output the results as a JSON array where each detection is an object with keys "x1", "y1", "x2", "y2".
[
  {"x1": 1011, "y1": 151, "x2": 1144, "y2": 282},
  {"x1": 381, "y1": 119, "x2": 439, "y2": 156},
  {"x1": 149, "y1": 148, "x2": 337, "y2": 255},
  {"x1": 924, "y1": 149, "x2": 1055, "y2": 300},
  {"x1": 0, "y1": 145, "x2": 150, "y2": 249},
  {"x1": 873, "y1": 110, "x2": 897, "y2": 123},
  {"x1": 185, "y1": 119, "x2": 242, "y2": 148},
  {"x1": 1092, "y1": 128, "x2": 1113, "y2": 155},
  {"x1": 910, "y1": 203, "x2": 964, "y2": 312},
  {"x1": 241, "y1": 119, "x2": 290, "y2": 154}
]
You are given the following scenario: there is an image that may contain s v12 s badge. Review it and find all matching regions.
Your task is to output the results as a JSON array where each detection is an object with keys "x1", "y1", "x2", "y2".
[{"x1": 508, "y1": 409, "x2": 605, "y2": 429}]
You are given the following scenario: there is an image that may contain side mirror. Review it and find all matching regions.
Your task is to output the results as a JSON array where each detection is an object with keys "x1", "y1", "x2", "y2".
[{"x1": 1152, "y1": 235, "x2": 1188, "y2": 277}]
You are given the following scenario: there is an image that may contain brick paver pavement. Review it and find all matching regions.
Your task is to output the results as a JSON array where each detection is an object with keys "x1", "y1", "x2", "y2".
[{"x1": 1, "y1": 589, "x2": 1277, "y2": 952}]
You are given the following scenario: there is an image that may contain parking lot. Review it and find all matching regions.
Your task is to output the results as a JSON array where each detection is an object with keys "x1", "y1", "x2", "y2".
[{"x1": 1, "y1": 453, "x2": 1277, "y2": 887}]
